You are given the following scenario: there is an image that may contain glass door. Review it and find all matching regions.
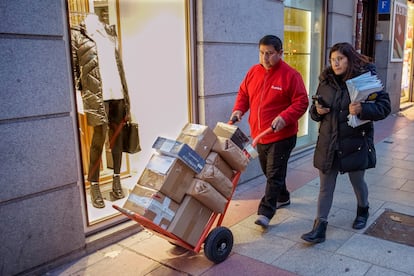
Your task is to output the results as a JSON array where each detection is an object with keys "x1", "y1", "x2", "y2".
[
  {"x1": 401, "y1": 2, "x2": 414, "y2": 103},
  {"x1": 283, "y1": 0, "x2": 325, "y2": 149}
]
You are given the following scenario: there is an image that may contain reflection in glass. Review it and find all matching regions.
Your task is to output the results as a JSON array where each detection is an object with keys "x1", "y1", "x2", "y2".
[{"x1": 69, "y1": 0, "x2": 134, "y2": 224}]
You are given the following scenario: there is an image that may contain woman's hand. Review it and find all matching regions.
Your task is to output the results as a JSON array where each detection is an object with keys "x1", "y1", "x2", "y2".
[
  {"x1": 316, "y1": 104, "x2": 330, "y2": 115},
  {"x1": 349, "y1": 102, "x2": 362, "y2": 115}
]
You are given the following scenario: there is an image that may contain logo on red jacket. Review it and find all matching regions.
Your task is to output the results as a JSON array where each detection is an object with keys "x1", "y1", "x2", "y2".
[{"x1": 271, "y1": 85, "x2": 282, "y2": 91}]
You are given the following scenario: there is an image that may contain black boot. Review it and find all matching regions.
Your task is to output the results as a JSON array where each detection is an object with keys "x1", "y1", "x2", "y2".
[
  {"x1": 352, "y1": 206, "x2": 369, "y2": 229},
  {"x1": 301, "y1": 219, "x2": 328, "y2": 244},
  {"x1": 112, "y1": 175, "x2": 125, "y2": 199},
  {"x1": 90, "y1": 183, "x2": 105, "y2": 208}
]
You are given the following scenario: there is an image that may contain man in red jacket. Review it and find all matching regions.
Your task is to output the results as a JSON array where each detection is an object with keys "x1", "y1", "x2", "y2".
[{"x1": 231, "y1": 35, "x2": 309, "y2": 228}]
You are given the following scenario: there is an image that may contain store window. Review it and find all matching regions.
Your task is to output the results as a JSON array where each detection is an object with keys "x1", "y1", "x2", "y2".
[
  {"x1": 401, "y1": 2, "x2": 413, "y2": 103},
  {"x1": 68, "y1": 0, "x2": 192, "y2": 228},
  {"x1": 283, "y1": 0, "x2": 325, "y2": 149}
]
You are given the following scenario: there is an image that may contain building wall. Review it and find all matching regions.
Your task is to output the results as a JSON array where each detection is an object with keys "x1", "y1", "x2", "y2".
[
  {"x1": 0, "y1": 1, "x2": 85, "y2": 275},
  {"x1": 327, "y1": 0, "x2": 402, "y2": 114},
  {"x1": 196, "y1": 0, "x2": 359, "y2": 183},
  {"x1": 326, "y1": 0, "x2": 355, "y2": 48},
  {"x1": 196, "y1": 0, "x2": 285, "y2": 183},
  {"x1": 375, "y1": 1, "x2": 405, "y2": 113}
]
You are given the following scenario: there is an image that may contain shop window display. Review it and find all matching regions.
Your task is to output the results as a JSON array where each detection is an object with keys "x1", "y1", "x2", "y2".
[
  {"x1": 68, "y1": 0, "x2": 191, "y2": 227},
  {"x1": 71, "y1": 13, "x2": 132, "y2": 209}
]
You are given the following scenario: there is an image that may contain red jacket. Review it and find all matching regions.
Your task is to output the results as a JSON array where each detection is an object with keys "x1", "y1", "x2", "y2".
[{"x1": 233, "y1": 60, "x2": 309, "y2": 144}]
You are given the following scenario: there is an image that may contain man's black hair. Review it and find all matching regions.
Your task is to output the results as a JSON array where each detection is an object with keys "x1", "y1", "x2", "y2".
[{"x1": 259, "y1": 35, "x2": 283, "y2": 51}]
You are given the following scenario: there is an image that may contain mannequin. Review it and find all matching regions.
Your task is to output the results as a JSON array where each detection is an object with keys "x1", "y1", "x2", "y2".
[{"x1": 71, "y1": 13, "x2": 131, "y2": 208}]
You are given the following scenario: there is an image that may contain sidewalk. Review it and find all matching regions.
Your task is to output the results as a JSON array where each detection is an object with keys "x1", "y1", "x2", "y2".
[{"x1": 46, "y1": 106, "x2": 414, "y2": 276}]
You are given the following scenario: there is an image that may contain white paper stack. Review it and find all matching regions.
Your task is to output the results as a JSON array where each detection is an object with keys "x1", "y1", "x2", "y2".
[{"x1": 345, "y1": 72, "x2": 383, "y2": 127}]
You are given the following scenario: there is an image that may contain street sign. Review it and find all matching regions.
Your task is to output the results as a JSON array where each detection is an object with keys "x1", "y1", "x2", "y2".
[{"x1": 378, "y1": 0, "x2": 391, "y2": 14}]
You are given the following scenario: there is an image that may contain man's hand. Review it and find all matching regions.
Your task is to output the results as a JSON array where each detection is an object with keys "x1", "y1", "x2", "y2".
[
  {"x1": 271, "y1": 116, "x2": 286, "y2": 132},
  {"x1": 230, "y1": 110, "x2": 243, "y2": 122},
  {"x1": 349, "y1": 102, "x2": 362, "y2": 115},
  {"x1": 316, "y1": 104, "x2": 330, "y2": 115}
]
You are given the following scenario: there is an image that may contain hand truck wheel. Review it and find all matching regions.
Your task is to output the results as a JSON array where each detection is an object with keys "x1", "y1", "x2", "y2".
[{"x1": 204, "y1": 226, "x2": 233, "y2": 263}]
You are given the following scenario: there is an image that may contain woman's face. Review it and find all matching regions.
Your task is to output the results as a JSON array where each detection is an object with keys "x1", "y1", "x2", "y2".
[{"x1": 330, "y1": 50, "x2": 348, "y2": 76}]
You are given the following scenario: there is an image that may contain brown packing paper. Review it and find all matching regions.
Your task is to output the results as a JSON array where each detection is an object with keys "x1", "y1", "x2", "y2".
[
  {"x1": 213, "y1": 122, "x2": 249, "y2": 150},
  {"x1": 187, "y1": 178, "x2": 228, "y2": 213},
  {"x1": 176, "y1": 123, "x2": 217, "y2": 159},
  {"x1": 123, "y1": 184, "x2": 179, "y2": 229},
  {"x1": 212, "y1": 136, "x2": 249, "y2": 171},
  {"x1": 205, "y1": 151, "x2": 234, "y2": 180},
  {"x1": 196, "y1": 163, "x2": 233, "y2": 199}
]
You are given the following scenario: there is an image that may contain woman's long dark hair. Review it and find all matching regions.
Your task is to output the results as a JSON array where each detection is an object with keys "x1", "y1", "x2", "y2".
[{"x1": 329, "y1": 42, "x2": 372, "y2": 80}]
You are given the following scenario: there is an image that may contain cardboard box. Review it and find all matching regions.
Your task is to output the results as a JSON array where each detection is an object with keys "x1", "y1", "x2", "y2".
[
  {"x1": 205, "y1": 151, "x2": 234, "y2": 180},
  {"x1": 212, "y1": 136, "x2": 249, "y2": 172},
  {"x1": 152, "y1": 136, "x2": 205, "y2": 173},
  {"x1": 176, "y1": 123, "x2": 217, "y2": 159},
  {"x1": 196, "y1": 164, "x2": 233, "y2": 199},
  {"x1": 138, "y1": 154, "x2": 194, "y2": 203},
  {"x1": 123, "y1": 184, "x2": 179, "y2": 229},
  {"x1": 167, "y1": 195, "x2": 213, "y2": 246},
  {"x1": 187, "y1": 178, "x2": 228, "y2": 213},
  {"x1": 213, "y1": 122, "x2": 250, "y2": 150}
]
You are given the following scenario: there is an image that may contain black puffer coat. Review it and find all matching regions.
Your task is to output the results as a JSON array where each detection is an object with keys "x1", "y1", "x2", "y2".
[
  {"x1": 310, "y1": 64, "x2": 391, "y2": 173},
  {"x1": 71, "y1": 23, "x2": 130, "y2": 126}
]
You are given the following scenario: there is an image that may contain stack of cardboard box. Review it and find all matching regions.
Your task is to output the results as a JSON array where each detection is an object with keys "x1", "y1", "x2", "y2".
[{"x1": 123, "y1": 122, "x2": 250, "y2": 246}]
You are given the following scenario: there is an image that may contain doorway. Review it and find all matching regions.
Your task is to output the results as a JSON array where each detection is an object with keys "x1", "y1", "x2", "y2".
[{"x1": 401, "y1": 2, "x2": 414, "y2": 103}]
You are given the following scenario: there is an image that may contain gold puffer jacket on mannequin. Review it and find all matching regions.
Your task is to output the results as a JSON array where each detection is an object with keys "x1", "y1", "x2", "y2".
[{"x1": 70, "y1": 21, "x2": 130, "y2": 126}]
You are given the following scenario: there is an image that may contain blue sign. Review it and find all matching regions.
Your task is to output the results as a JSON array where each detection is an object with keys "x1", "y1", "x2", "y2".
[{"x1": 378, "y1": 0, "x2": 390, "y2": 14}]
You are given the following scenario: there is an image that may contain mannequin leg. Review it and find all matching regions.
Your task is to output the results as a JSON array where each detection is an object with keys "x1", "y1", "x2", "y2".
[
  {"x1": 107, "y1": 100, "x2": 126, "y2": 199},
  {"x1": 88, "y1": 123, "x2": 108, "y2": 208}
]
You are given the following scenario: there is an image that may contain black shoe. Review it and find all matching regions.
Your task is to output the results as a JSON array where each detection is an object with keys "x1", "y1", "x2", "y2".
[
  {"x1": 276, "y1": 199, "x2": 290, "y2": 209},
  {"x1": 112, "y1": 175, "x2": 125, "y2": 199},
  {"x1": 352, "y1": 206, "x2": 369, "y2": 229},
  {"x1": 301, "y1": 219, "x2": 328, "y2": 244},
  {"x1": 90, "y1": 184, "x2": 105, "y2": 208},
  {"x1": 277, "y1": 190, "x2": 290, "y2": 209}
]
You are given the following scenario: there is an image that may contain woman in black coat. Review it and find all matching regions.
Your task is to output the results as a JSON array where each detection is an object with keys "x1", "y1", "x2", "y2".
[{"x1": 301, "y1": 42, "x2": 391, "y2": 243}]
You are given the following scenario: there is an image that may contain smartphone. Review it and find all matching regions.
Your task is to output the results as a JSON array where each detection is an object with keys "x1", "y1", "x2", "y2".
[{"x1": 311, "y1": 95, "x2": 328, "y2": 107}]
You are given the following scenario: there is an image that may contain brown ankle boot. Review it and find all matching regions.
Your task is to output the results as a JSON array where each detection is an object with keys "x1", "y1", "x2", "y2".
[
  {"x1": 112, "y1": 175, "x2": 124, "y2": 199},
  {"x1": 90, "y1": 183, "x2": 105, "y2": 208}
]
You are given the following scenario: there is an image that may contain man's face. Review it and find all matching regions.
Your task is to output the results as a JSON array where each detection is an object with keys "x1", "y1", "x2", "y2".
[{"x1": 259, "y1": 44, "x2": 282, "y2": 70}]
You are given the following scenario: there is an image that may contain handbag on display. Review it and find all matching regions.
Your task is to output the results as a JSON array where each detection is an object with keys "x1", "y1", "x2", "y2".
[{"x1": 122, "y1": 121, "x2": 141, "y2": 154}]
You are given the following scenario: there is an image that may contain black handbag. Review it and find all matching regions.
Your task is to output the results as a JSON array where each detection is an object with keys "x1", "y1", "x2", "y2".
[{"x1": 122, "y1": 121, "x2": 141, "y2": 154}]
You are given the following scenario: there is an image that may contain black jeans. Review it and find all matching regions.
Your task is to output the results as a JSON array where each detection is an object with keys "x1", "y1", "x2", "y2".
[
  {"x1": 87, "y1": 100, "x2": 125, "y2": 182},
  {"x1": 257, "y1": 135, "x2": 297, "y2": 219}
]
